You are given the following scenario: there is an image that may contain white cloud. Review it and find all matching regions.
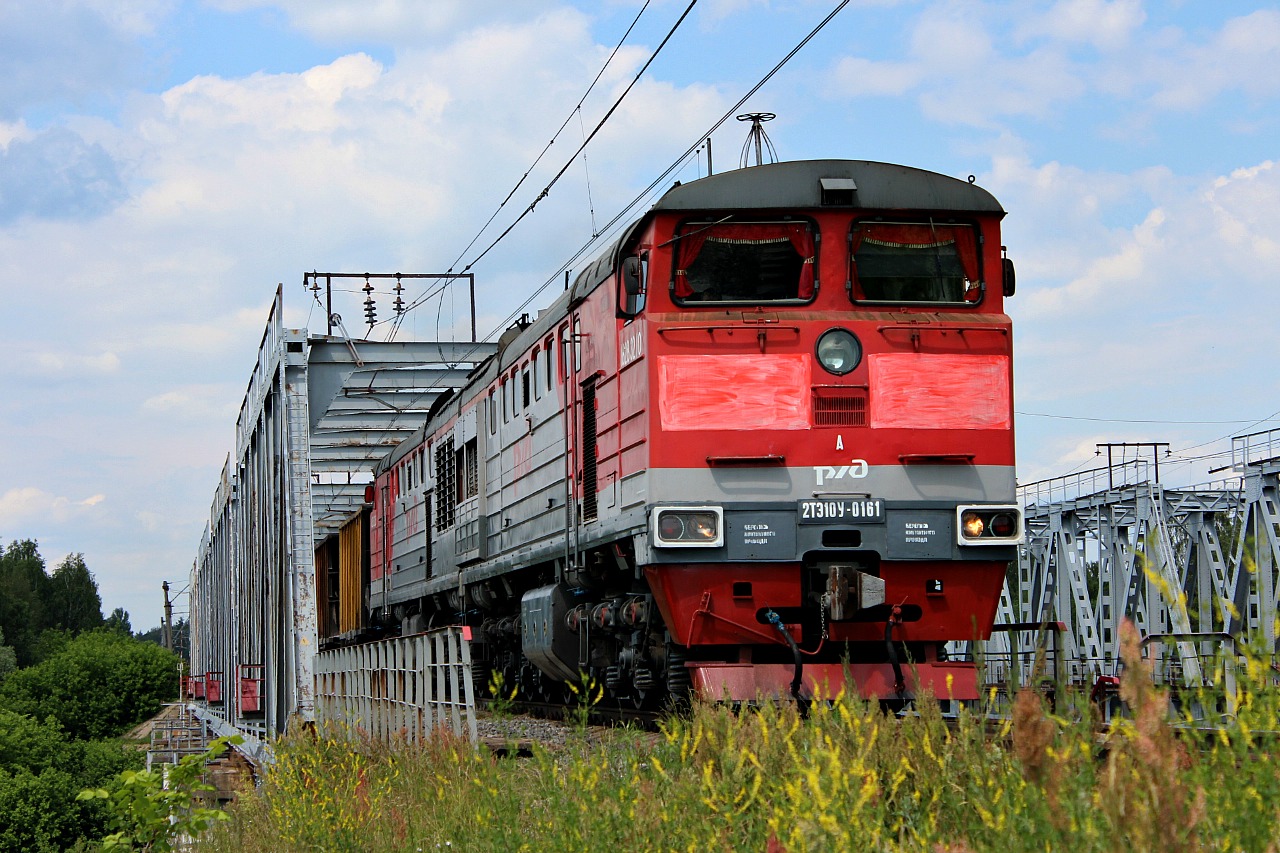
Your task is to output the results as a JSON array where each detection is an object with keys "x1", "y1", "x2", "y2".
[
  {"x1": 826, "y1": 56, "x2": 922, "y2": 97},
  {"x1": 0, "y1": 2, "x2": 165, "y2": 120},
  {"x1": 20, "y1": 350, "x2": 121, "y2": 377},
  {"x1": 0, "y1": 488, "x2": 107, "y2": 528},
  {"x1": 1126, "y1": 9, "x2": 1280, "y2": 111},
  {"x1": 207, "y1": 0, "x2": 547, "y2": 44},
  {"x1": 1020, "y1": 206, "x2": 1164, "y2": 319},
  {"x1": 141, "y1": 387, "x2": 241, "y2": 421},
  {"x1": 1005, "y1": 156, "x2": 1280, "y2": 425},
  {"x1": 1016, "y1": 0, "x2": 1145, "y2": 52},
  {"x1": 1205, "y1": 160, "x2": 1280, "y2": 266}
]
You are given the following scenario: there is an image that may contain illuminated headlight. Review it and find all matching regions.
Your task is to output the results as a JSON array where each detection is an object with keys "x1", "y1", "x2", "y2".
[
  {"x1": 651, "y1": 506, "x2": 723, "y2": 548},
  {"x1": 815, "y1": 328, "x2": 862, "y2": 375},
  {"x1": 956, "y1": 505, "x2": 1023, "y2": 545}
]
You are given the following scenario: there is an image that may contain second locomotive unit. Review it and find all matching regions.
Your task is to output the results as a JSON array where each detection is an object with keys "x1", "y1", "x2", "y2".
[{"x1": 321, "y1": 158, "x2": 1022, "y2": 708}]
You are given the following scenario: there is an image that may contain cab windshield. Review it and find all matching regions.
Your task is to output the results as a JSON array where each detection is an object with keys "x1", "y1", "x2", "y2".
[
  {"x1": 851, "y1": 221, "x2": 981, "y2": 304},
  {"x1": 672, "y1": 221, "x2": 815, "y2": 304}
]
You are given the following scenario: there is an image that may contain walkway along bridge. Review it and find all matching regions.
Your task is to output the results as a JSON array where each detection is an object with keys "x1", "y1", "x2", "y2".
[{"x1": 188, "y1": 289, "x2": 1280, "y2": 750}]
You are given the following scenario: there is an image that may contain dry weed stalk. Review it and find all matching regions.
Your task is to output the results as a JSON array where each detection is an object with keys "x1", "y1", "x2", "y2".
[{"x1": 1101, "y1": 619, "x2": 1206, "y2": 852}]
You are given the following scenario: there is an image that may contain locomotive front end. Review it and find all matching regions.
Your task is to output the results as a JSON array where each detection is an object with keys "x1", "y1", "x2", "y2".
[{"x1": 630, "y1": 160, "x2": 1020, "y2": 703}]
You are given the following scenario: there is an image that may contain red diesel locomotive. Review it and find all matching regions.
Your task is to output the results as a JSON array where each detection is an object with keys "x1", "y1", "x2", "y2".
[{"x1": 320, "y1": 159, "x2": 1022, "y2": 708}]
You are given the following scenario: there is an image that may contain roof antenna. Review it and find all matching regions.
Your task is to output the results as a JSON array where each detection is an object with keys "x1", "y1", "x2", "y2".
[{"x1": 737, "y1": 112, "x2": 777, "y2": 168}]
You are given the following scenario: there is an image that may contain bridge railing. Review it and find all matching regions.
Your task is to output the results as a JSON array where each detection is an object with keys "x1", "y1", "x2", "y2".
[{"x1": 314, "y1": 627, "x2": 478, "y2": 743}]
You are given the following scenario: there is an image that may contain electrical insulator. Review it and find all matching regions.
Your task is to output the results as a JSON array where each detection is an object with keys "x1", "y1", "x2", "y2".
[
  {"x1": 364, "y1": 297, "x2": 377, "y2": 325},
  {"x1": 394, "y1": 296, "x2": 404, "y2": 315}
]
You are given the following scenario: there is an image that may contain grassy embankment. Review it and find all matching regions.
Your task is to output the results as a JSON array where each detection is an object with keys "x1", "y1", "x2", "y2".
[{"x1": 200, "y1": 624, "x2": 1280, "y2": 852}]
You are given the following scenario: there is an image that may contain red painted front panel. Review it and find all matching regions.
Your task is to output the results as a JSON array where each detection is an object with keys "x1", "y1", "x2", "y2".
[
  {"x1": 648, "y1": 561, "x2": 1005, "y2": 647},
  {"x1": 870, "y1": 353, "x2": 1011, "y2": 430},
  {"x1": 658, "y1": 354, "x2": 812, "y2": 431},
  {"x1": 689, "y1": 661, "x2": 981, "y2": 701},
  {"x1": 646, "y1": 564, "x2": 801, "y2": 646}
]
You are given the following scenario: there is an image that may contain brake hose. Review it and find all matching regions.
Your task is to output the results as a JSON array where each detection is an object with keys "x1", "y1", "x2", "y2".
[
  {"x1": 764, "y1": 609, "x2": 810, "y2": 718},
  {"x1": 885, "y1": 604, "x2": 906, "y2": 698}
]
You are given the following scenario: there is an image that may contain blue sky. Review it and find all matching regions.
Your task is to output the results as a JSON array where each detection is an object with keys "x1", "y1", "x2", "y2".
[{"x1": 2, "y1": 0, "x2": 1278, "y2": 629}]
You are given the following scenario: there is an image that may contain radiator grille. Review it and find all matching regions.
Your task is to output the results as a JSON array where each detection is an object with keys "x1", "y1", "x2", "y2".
[{"x1": 813, "y1": 388, "x2": 868, "y2": 427}]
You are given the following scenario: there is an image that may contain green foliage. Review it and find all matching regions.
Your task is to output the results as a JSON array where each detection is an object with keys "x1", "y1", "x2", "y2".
[
  {"x1": 0, "y1": 766, "x2": 111, "y2": 853},
  {"x1": 47, "y1": 553, "x2": 104, "y2": 635},
  {"x1": 0, "y1": 540, "x2": 50, "y2": 667},
  {"x1": 204, "y1": 646, "x2": 1280, "y2": 853},
  {"x1": 0, "y1": 630, "x2": 179, "y2": 740},
  {"x1": 31, "y1": 628, "x2": 71, "y2": 663},
  {"x1": 104, "y1": 608, "x2": 133, "y2": 636},
  {"x1": 0, "y1": 628, "x2": 16, "y2": 685},
  {"x1": 0, "y1": 709, "x2": 66, "y2": 775},
  {"x1": 0, "y1": 712, "x2": 142, "y2": 853},
  {"x1": 0, "y1": 541, "x2": 109, "y2": 669},
  {"x1": 80, "y1": 736, "x2": 239, "y2": 852}
]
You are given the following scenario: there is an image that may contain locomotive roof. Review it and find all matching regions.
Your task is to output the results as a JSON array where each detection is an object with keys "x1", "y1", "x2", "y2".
[{"x1": 653, "y1": 159, "x2": 1005, "y2": 215}]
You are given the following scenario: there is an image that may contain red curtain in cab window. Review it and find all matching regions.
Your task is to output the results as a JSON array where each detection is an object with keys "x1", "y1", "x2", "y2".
[
  {"x1": 673, "y1": 223, "x2": 815, "y2": 298},
  {"x1": 850, "y1": 223, "x2": 981, "y2": 283}
]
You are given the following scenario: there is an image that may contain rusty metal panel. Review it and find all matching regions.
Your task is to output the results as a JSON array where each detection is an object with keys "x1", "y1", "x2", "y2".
[{"x1": 339, "y1": 512, "x2": 365, "y2": 634}]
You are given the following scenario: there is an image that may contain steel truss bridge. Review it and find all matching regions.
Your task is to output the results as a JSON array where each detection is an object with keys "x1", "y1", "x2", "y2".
[
  {"x1": 189, "y1": 287, "x2": 494, "y2": 752},
  {"x1": 962, "y1": 429, "x2": 1280, "y2": 692}
]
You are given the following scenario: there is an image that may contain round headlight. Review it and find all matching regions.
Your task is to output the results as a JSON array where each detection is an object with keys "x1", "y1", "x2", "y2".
[
  {"x1": 815, "y1": 328, "x2": 862, "y2": 375},
  {"x1": 658, "y1": 513, "x2": 685, "y2": 540},
  {"x1": 690, "y1": 513, "x2": 718, "y2": 540},
  {"x1": 961, "y1": 511, "x2": 984, "y2": 538},
  {"x1": 989, "y1": 513, "x2": 1016, "y2": 538}
]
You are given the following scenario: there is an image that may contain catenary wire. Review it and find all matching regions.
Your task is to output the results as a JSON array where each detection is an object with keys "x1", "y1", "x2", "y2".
[
  {"x1": 440, "y1": 0, "x2": 653, "y2": 278},
  {"x1": 386, "y1": 0, "x2": 851, "y2": 373}
]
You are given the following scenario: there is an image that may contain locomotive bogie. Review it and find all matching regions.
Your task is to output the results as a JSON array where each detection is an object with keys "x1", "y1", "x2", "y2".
[{"x1": 320, "y1": 159, "x2": 1022, "y2": 708}]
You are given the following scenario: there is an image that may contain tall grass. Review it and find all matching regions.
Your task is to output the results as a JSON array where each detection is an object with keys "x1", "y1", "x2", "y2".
[{"x1": 201, "y1": 626, "x2": 1280, "y2": 851}]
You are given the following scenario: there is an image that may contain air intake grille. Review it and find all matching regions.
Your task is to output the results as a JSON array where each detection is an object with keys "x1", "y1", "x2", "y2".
[{"x1": 813, "y1": 387, "x2": 868, "y2": 427}]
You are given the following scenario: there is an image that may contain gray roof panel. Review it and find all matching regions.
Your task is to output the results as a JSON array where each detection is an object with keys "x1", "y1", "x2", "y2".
[{"x1": 653, "y1": 159, "x2": 1005, "y2": 216}]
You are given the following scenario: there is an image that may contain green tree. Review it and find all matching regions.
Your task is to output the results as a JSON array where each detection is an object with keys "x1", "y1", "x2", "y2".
[
  {"x1": 0, "y1": 540, "x2": 50, "y2": 667},
  {"x1": 0, "y1": 766, "x2": 110, "y2": 853},
  {"x1": 0, "y1": 631, "x2": 179, "y2": 741},
  {"x1": 136, "y1": 618, "x2": 190, "y2": 659},
  {"x1": 46, "y1": 553, "x2": 103, "y2": 635},
  {"x1": 0, "y1": 628, "x2": 16, "y2": 686},
  {"x1": 0, "y1": 709, "x2": 141, "y2": 853},
  {"x1": 104, "y1": 608, "x2": 132, "y2": 635}
]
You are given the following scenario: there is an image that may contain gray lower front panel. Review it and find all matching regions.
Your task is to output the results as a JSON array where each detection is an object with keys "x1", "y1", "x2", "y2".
[{"x1": 654, "y1": 501, "x2": 1014, "y2": 564}]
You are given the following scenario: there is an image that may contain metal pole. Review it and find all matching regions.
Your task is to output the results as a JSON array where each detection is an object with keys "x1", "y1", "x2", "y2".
[
  {"x1": 326, "y1": 275, "x2": 333, "y2": 337},
  {"x1": 468, "y1": 274, "x2": 477, "y2": 343},
  {"x1": 162, "y1": 581, "x2": 174, "y2": 652},
  {"x1": 706, "y1": 137, "x2": 713, "y2": 177}
]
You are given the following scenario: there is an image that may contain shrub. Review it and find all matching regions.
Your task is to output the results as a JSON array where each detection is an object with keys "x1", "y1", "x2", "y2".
[
  {"x1": 80, "y1": 737, "x2": 237, "y2": 852},
  {"x1": 0, "y1": 767, "x2": 111, "y2": 853},
  {"x1": 0, "y1": 630, "x2": 179, "y2": 740}
]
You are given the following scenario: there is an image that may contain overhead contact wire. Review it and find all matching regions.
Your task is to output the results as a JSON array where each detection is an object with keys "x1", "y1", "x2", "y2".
[
  {"x1": 441, "y1": 0, "x2": 653, "y2": 277},
  {"x1": 399, "y1": 0, "x2": 851, "y2": 358},
  {"x1": 473, "y1": 0, "x2": 852, "y2": 343},
  {"x1": 388, "y1": 1, "x2": 655, "y2": 341},
  {"x1": 458, "y1": 0, "x2": 699, "y2": 273}
]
